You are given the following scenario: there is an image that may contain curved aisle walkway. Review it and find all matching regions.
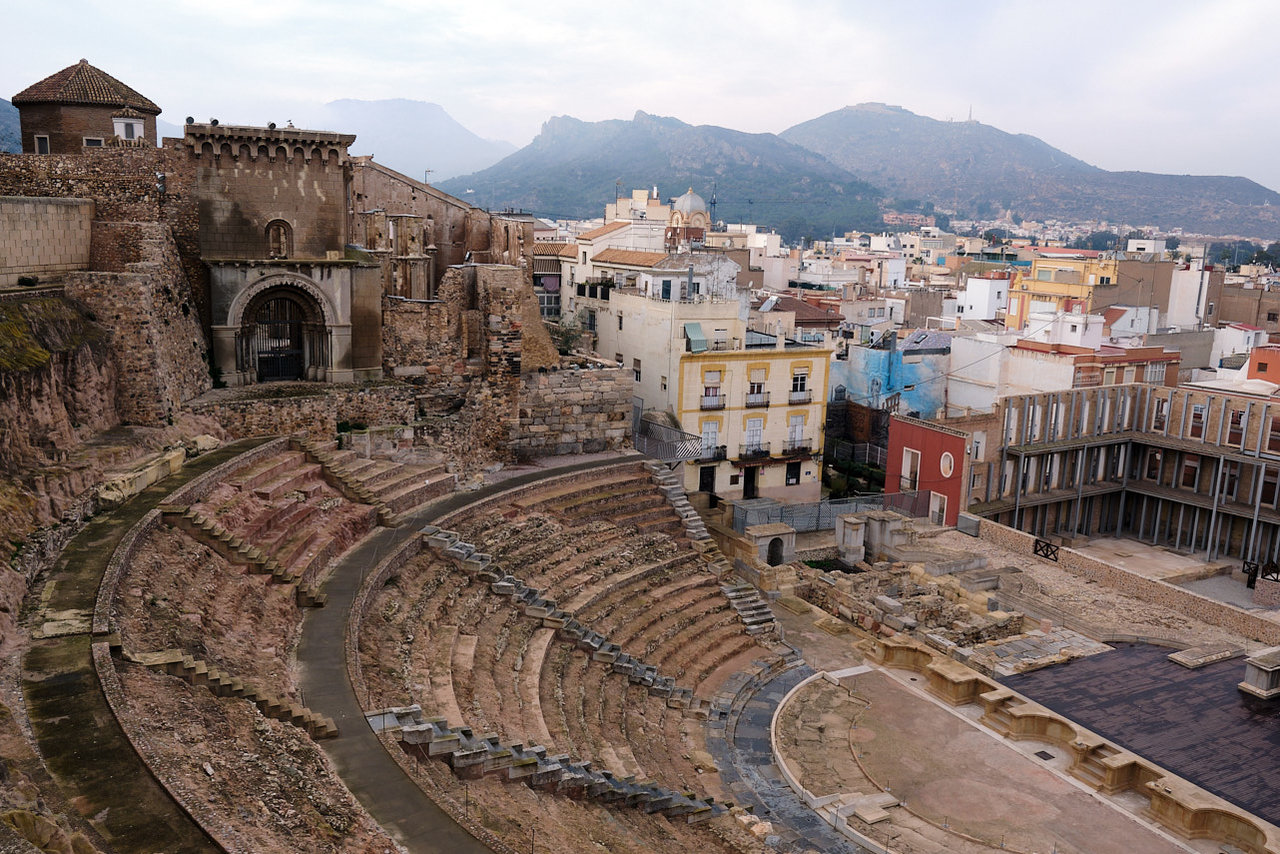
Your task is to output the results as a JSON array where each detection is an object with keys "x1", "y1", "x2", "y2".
[
  {"x1": 21, "y1": 439, "x2": 267, "y2": 854},
  {"x1": 296, "y1": 453, "x2": 644, "y2": 854},
  {"x1": 706, "y1": 664, "x2": 867, "y2": 854}
]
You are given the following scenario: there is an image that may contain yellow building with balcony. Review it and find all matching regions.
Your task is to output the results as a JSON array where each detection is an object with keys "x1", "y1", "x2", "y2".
[
  {"x1": 676, "y1": 327, "x2": 832, "y2": 502},
  {"x1": 1005, "y1": 249, "x2": 1119, "y2": 330}
]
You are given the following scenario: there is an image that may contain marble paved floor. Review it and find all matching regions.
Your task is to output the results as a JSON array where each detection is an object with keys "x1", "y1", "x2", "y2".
[{"x1": 1001, "y1": 642, "x2": 1280, "y2": 826}]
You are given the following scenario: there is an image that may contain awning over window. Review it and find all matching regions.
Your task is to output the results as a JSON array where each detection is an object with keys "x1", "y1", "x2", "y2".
[{"x1": 684, "y1": 322, "x2": 707, "y2": 353}]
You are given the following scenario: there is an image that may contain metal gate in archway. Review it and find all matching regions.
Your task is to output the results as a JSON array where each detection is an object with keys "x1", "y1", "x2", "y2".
[{"x1": 239, "y1": 295, "x2": 328, "y2": 382}]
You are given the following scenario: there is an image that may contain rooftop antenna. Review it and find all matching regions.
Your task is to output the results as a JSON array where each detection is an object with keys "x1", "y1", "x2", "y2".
[
  {"x1": 968, "y1": 104, "x2": 972, "y2": 122},
  {"x1": 709, "y1": 180, "x2": 717, "y2": 225}
]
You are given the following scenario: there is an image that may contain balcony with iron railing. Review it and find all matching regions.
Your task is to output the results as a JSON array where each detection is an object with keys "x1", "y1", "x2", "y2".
[
  {"x1": 781, "y1": 438, "x2": 813, "y2": 455},
  {"x1": 700, "y1": 393, "x2": 726, "y2": 410},
  {"x1": 745, "y1": 391, "x2": 770, "y2": 408},
  {"x1": 699, "y1": 444, "x2": 728, "y2": 462},
  {"x1": 739, "y1": 441, "x2": 771, "y2": 460},
  {"x1": 789, "y1": 389, "x2": 812, "y2": 405}
]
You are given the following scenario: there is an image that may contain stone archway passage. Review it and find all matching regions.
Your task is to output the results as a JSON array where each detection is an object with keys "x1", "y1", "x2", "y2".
[
  {"x1": 238, "y1": 287, "x2": 329, "y2": 382},
  {"x1": 767, "y1": 536, "x2": 785, "y2": 566}
]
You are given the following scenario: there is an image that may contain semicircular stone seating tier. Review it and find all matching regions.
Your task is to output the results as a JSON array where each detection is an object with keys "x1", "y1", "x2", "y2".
[{"x1": 359, "y1": 462, "x2": 790, "y2": 830}]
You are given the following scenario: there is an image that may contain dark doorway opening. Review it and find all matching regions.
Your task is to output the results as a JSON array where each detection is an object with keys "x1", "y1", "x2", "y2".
[
  {"x1": 743, "y1": 466, "x2": 758, "y2": 500},
  {"x1": 767, "y1": 536, "x2": 784, "y2": 566}
]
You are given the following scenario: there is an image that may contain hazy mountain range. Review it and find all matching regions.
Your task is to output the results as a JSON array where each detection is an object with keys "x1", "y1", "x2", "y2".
[
  {"x1": 6, "y1": 93, "x2": 1280, "y2": 240},
  {"x1": 301, "y1": 99, "x2": 515, "y2": 181},
  {"x1": 0, "y1": 99, "x2": 18, "y2": 153},
  {"x1": 781, "y1": 103, "x2": 1280, "y2": 237},
  {"x1": 440, "y1": 104, "x2": 1280, "y2": 240},
  {"x1": 438, "y1": 111, "x2": 883, "y2": 239}
]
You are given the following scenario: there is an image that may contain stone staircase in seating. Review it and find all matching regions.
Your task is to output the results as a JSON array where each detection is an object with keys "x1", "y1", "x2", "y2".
[
  {"x1": 371, "y1": 705, "x2": 729, "y2": 824},
  {"x1": 720, "y1": 582, "x2": 778, "y2": 636},
  {"x1": 129, "y1": 648, "x2": 337, "y2": 739},
  {"x1": 297, "y1": 438, "x2": 455, "y2": 526},
  {"x1": 423, "y1": 527, "x2": 732, "y2": 722},
  {"x1": 644, "y1": 460, "x2": 712, "y2": 543},
  {"x1": 159, "y1": 505, "x2": 327, "y2": 607},
  {"x1": 643, "y1": 461, "x2": 778, "y2": 636}
]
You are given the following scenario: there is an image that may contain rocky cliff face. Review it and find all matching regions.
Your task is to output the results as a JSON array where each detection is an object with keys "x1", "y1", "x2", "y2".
[{"x1": 0, "y1": 296, "x2": 117, "y2": 474}]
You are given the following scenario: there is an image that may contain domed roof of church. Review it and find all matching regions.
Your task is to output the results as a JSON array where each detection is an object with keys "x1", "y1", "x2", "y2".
[{"x1": 672, "y1": 188, "x2": 707, "y2": 215}]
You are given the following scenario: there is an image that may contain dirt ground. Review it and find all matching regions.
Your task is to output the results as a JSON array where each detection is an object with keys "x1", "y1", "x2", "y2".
[{"x1": 116, "y1": 663, "x2": 398, "y2": 852}]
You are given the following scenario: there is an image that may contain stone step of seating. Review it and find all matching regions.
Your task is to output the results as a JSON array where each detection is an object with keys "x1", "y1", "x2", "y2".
[
  {"x1": 253, "y1": 463, "x2": 324, "y2": 501},
  {"x1": 247, "y1": 500, "x2": 321, "y2": 548},
  {"x1": 296, "y1": 439, "x2": 393, "y2": 525},
  {"x1": 718, "y1": 583, "x2": 778, "y2": 634},
  {"x1": 227, "y1": 451, "x2": 309, "y2": 492},
  {"x1": 510, "y1": 467, "x2": 649, "y2": 512},
  {"x1": 388, "y1": 705, "x2": 726, "y2": 823},
  {"x1": 161, "y1": 507, "x2": 311, "y2": 595},
  {"x1": 425, "y1": 530, "x2": 719, "y2": 715},
  {"x1": 132, "y1": 649, "x2": 337, "y2": 739},
  {"x1": 383, "y1": 473, "x2": 456, "y2": 517}
]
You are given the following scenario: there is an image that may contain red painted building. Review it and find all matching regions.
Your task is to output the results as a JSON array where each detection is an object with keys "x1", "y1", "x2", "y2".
[{"x1": 886, "y1": 414, "x2": 969, "y2": 526}]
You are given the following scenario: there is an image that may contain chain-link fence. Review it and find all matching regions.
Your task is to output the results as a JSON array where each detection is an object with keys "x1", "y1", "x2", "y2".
[{"x1": 731, "y1": 491, "x2": 929, "y2": 533}]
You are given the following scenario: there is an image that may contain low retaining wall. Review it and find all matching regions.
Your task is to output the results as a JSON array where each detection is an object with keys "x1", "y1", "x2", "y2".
[
  {"x1": 189, "y1": 386, "x2": 418, "y2": 441},
  {"x1": 344, "y1": 532, "x2": 422, "y2": 704},
  {"x1": 979, "y1": 518, "x2": 1280, "y2": 645}
]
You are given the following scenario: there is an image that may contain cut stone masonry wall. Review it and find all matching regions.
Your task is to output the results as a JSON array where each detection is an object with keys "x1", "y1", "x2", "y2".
[
  {"x1": 0, "y1": 196, "x2": 93, "y2": 287},
  {"x1": 512, "y1": 368, "x2": 633, "y2": 456}
]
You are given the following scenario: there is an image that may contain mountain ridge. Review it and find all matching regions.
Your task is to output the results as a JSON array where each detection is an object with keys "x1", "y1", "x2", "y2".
[
  {"x1": 0, "y1": 99, "x2": 19, "y2": 153},
  {"x1": 438, "y1": 111, "x2": 883, "y2": 240},
  {"x1": 780, "y1": 103, "x2": 1280, "y2": 236},
  {"x1": 305, "y1": 98, "x2": 515, "y2": 181}
]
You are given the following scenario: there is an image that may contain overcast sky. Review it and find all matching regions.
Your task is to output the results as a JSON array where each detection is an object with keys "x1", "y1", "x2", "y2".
[{"x1": 6, "y1": 0, "x2": 1278, "y2": 191}]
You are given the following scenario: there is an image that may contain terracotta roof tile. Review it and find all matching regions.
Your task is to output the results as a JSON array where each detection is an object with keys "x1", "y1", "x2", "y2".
[
  {"x1": 12, "y1": 59, "x2": 160, "y2": 114},
  {"x1": 576, "y1": 221, "x2": 629, "y2": 241},
  {"x1": 532, "y1": 241, "x2": 578, "y2": 258},
  {"x1": 591, "y1": 248, "x2": 668, "y2": 267}
]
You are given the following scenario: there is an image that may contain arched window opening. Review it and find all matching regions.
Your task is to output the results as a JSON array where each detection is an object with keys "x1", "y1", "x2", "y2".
[{"x1": 266, "y1": 220, "x2": 293, "y2": 259}]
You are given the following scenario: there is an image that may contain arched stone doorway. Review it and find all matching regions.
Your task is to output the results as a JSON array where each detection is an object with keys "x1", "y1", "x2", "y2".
[
  {"x1": 237, "y1": 286, "x2": 329, "y2": 382},
  {"x1": 767, "y1": 537, "x2": 785, "y2": 566}
]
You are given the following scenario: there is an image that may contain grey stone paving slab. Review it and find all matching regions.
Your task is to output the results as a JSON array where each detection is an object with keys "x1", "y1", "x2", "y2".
[{"x1": 708, "y1": 664, "x2": 866, "y2": 853}]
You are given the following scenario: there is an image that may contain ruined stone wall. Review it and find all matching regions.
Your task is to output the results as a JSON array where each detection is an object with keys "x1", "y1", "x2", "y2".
[
  {"x1": 978, "y1": 518, "x2": 1280, "y2": 644},
  {"x1": 381, "y1": 296, "x2": 474, "y2": 386},
  {"x1": 65, "y1": 221, "x2": 210, "y2": 425},
  {"x1": 0, "y1": 196, "x2": 94, "y2": 287},
  {"x1": 348, "y1": 159, "x2": 477, "y2": 278},
  {"x1": 0, "y1": 147, "x2": 207, "y2": 323},
  {"x1": 189, "y1": 384, "x2": 418, "y2": 441},
  {"x1": 513, "y1": 368, "x2": 633, "y2": 456}
]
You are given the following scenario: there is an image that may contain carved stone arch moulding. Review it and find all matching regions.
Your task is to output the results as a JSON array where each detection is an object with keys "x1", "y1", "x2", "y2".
[{"x1": 227, "y1": 273, "x2": 338, "y2": 328}]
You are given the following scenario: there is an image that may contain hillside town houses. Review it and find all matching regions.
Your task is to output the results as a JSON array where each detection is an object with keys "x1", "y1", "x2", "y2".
[{"x1": 531, "y1": 187, "x2": 1280, "y2": 559}]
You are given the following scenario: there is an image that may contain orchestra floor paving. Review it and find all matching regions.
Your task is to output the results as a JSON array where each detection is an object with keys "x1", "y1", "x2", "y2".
[{"x1": 1002, "y1": 642, "x2": 1280, "y2": 827}]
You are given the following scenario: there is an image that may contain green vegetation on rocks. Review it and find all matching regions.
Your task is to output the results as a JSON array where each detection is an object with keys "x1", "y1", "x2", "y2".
[{"x1": 0, "y1": 298, "x2": 109, "y2": 372}]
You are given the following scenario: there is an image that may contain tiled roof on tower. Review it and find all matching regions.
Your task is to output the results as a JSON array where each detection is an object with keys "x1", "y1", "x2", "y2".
[{"x1": 12, "y1": 59, "x2": 161, "y2": 115}]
